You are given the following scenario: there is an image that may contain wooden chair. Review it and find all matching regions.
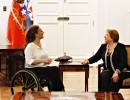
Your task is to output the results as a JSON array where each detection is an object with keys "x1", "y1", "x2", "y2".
[{"x1": 98, "y1": 45, "x2": 130, "y2": 91}]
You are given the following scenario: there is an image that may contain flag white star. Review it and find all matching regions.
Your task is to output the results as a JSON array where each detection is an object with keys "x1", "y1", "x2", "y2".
[{"x1": 21, "y1": 9, "x2": 26, "y2": 15}]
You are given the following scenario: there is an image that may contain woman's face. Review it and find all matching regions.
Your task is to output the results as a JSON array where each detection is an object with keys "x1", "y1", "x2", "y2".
[
  {"x1": 36, "y1": 27, "x2": 44, "y2": 39},
  {"x1": 104, "y1": 31, "x2": 113, "y2": 44}
]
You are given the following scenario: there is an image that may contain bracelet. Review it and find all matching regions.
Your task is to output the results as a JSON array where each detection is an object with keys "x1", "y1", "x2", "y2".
[{"x1": 115, "y1": 69, "x2": 120, "y2": 74}]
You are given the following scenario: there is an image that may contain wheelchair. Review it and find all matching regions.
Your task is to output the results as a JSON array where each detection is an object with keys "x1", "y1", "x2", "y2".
[{"x1": 10, "y1": 68, "x2": 53, "y2": 95}]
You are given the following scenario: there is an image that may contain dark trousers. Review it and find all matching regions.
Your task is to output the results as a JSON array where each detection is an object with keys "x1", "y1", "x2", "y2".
[
  {"x1": 26, "y1": 66, "x2": 64, "y2": 91},
  {"x1": 99, "y1": 70, "x2": 130, "y2": 92}
]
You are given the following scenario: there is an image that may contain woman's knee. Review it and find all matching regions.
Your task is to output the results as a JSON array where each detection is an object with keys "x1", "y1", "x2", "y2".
[{"x1": 100, "y1": 71, "x2": 112, "y2": 80}]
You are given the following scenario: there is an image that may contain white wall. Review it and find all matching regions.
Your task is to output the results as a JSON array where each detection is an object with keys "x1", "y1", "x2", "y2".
[
  {"x1": 0, "y1": 0, "x2": 130, "y2": 55},
  {"x1": 98, "y1": 0, "x2": 130, "y2": 45},
  {"x1": 0, "y1": 0, "x2": 11, "y2": 45}
]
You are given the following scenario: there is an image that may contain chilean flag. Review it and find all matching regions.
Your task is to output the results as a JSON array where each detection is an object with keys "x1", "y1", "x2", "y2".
[{"x1": 7, "y1": 0, "x2": 33, "y2": 46}]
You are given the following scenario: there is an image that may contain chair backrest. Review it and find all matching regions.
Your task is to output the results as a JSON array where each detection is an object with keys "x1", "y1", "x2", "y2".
[{"x1": 125, "y1": 45, "x2": 130, "y2": 67}]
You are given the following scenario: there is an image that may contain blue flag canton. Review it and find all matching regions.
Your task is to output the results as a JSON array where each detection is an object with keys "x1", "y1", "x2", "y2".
[{"x1": 22, "y1": 0, "x2": 33, "y2": 31}]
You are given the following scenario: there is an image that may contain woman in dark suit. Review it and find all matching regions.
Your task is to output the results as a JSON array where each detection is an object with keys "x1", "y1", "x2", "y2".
[{"x1": 82, "y1": 29, "x2": 130, "y2": 92}]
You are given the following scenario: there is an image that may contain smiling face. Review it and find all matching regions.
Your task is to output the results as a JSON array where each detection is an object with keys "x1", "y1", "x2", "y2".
[
  {"x1": 104, "y1": 31, "x2": 113, "y2": 44},
  {"x1": 104, "y1": 29, "x2": 119, "y2": 44},
  {"x1": 35, "y1": 27, "x2": 44, "y2": 39}
]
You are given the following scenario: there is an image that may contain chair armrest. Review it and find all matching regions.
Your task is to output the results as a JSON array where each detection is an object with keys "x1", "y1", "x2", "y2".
[
  {"x1": 98, "y1": 63, "x2": 104, "y2": 68},
  {"x1": 98, "y1": 63, "x2": 104, "y2": 77},
  {"x1": 98, "y1": 63, "x2": 104, "y2": 91}
]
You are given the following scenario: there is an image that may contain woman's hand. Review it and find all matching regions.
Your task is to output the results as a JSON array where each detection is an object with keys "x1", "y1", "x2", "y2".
[
  {"x1": 112, "y1": 71, "x2": 119, "y2": 82},
  {"x1": 32, "y1": 58, "x2": 52, "y2": 65},
  {"x1": 81, "y1": 59, "x2": 89, "y2": 65},
  {"x1": 44, "y1": 58, "x2": 52, "y2": 64}
]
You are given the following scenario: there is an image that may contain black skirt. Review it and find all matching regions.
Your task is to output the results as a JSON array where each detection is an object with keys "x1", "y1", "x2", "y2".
[{"x1": 25, "y1": 66, "x2": 64, "y2": 91}]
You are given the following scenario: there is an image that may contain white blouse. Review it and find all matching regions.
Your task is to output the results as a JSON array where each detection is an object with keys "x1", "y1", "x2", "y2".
[{"x1": 24, "y1": 42, "x2": 48, "y2": 68}]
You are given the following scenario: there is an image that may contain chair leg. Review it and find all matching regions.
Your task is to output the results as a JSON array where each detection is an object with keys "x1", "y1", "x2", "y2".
[{"x1": 98, "y1": 67, "x2": 101, "y2": 91}]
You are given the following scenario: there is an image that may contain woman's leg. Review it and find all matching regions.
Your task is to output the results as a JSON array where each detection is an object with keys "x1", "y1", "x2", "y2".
[
  {"x1": 25, "y1": 67, "x2": 64, "y2": 91},
  {"x1": 109, "y1": 71, "x2": 130, "y2": 92},
  {"x1": 44, "y1": 66, "x2": 64, "y2": 91},
  {"x1": 99, "y1": 71, "x2": 112, "y2": 91},
  {"x1": 108, "y1": 80, "x2": 122, "y2": 92}
]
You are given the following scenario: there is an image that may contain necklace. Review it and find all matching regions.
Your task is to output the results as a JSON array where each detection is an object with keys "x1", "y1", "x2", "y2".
[{"x1": 108, "y1": 43, "x2": 115, "y2": 53}]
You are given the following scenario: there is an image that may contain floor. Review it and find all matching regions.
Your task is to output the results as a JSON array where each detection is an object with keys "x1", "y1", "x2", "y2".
[{"x1": 0, "y1": 67, "x2": 130, "y2": 100}]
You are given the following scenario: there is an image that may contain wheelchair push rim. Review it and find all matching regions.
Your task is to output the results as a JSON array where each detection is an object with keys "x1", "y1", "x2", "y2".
[{"x1": 10, "y1": 69, "x2": 41, "y2": 95}]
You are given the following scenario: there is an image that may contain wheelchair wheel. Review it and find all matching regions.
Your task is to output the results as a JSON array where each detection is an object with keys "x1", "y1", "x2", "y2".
[{"x1": 10, "y1": 69, "x2": 41, "y2": 95}]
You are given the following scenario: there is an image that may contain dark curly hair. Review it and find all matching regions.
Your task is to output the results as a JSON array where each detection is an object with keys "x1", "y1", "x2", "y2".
[
  {"x1": 26, "y1": 25, "x2": 39, "y2": 44},
  {"x1": 14, "y1": 0, "x2": 24, "y2": 4}
]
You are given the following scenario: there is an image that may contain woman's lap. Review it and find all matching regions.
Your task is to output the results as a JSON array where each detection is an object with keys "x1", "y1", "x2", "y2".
[
  {"x1": 99, "y1": 71, "x2": 124, "y2": 92},
  {"x1": 24, "y1": 66, "x2": 64, "y2": 91}
]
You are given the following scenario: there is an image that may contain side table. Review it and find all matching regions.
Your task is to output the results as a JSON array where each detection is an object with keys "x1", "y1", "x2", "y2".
[{"x1": 59, "y1": 61, "x2": 89, "y2": 91}]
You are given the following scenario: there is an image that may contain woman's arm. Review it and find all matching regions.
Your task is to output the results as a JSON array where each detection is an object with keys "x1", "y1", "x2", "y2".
[
  {"x1": 112, "y1": 44, "x2": 127, "y2": 83},
  {"x1": 25, "y1": 44, "x2": 52, "y2": 66},
  {"x1": 31, "y1": 58, "x2": 52, "y2": 65},
  {"x1": 88, "y1": 44, "x2": 105, "y2": 64},
  {"x1": 116, "y1": 44, "x2": 127, "y2": 72}
]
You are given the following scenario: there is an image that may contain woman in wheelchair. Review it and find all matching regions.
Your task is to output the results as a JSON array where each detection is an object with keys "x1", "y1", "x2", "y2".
[
  {"x1": 24, "y1": 25, "x2": 64, "y2": 91},
  {"x1": 82, "y1": 29, "x2": 130, "y2": 92},
  {"x1": 11, "y1": 25, "x2": 64, "y2": 95}
]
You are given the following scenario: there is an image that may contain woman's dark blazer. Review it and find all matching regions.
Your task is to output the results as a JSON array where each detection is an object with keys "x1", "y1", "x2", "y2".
[{"x1": 88, "y1": 43, "x2": 129, "y2": 72}]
